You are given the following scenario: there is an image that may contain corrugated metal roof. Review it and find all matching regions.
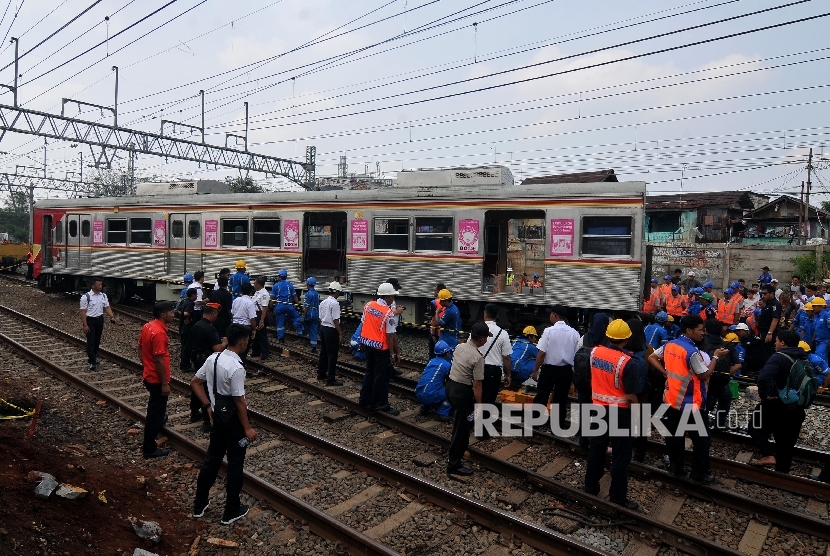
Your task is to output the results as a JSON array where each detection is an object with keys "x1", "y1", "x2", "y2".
[
  {"x1": 520, "y1": 169, "x2": 618, "y2": 185},
  {"x1": 743, "y1": 194, "x2": 828, "y2": 219},
  {"x1": 645, "y1": 191, "x2": 766, "y2": 211}
]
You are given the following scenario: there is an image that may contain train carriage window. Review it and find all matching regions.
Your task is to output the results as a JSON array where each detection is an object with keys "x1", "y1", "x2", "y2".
[
  {"x1": 222, "y1": 219, "x2": 249, "y2": 247},
  {"x1": 252, "y1": 218, "x2": 281, "y2": 248},
  {"x1": 69, "y1": 220, "x2": 78, "y2": 238},
  {"x1": 373, "y1": 217, "x2": 409, "y2": 251},
  {"x1": 55, "y1": 221, "x2": 63, "y2": 244},
  {"x1": 414, "y1": 216, "x2": 453, "y2": 253},
  {"x1": 129, "y1": 218, "x2": 152, "y2": 245},
  {"x1": 171, "y1": 220, "x2": 184, "y2": 239},
  {"x1": 188, "y1": 220, "x2": 200, "y2": 240},
  {"x1": 81, "y1": 220, "x2": 90, "y2": 238},
  {"x1": 106, "y1": 219, "x2": 127, "y2": 244},
  {"x1": 581, "y1": 216, "x2": 633, "y2": 257}
]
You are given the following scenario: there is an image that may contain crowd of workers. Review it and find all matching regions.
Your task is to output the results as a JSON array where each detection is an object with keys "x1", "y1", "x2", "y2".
[{"x1": 74, "y1": 261, "x2": 830, "y2": 524}]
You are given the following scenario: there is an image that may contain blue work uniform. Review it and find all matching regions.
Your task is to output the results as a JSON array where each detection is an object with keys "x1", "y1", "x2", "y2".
[
  {"x1": 793, "y1": 309, "x2": 810, "y2": 339},
  {"x1": 808, "y1": 352, "x2": 830, "y2": 382},
  {"x1": 270, "y1": 279, "x2": 304, "y2": 339},
  {"x1": 350, "y1": 323, "x2": 366, "y2": 360},
  {"x1": 667, "y1": 324, "x2": 681, "y2": 340},
  {"x1": 229, "y1": 270, "x2": 251, "y2": 298},
  {"x1": 687, "y1": 300, "x2": 701, "y2": 318},
  {"x1": 805, "y1": 314, "x2": 816, "y2": 346},
  {"x1": 644, "y1": 323, "x2": 668, "y2": 348},
  {"x1": 731, "y1": 343, "x2": 745, "y2": 377},
  {"x1": 415, "y1": 356, "x2": 452, "y2": 417},
  {"x1": 303, "y1": 288, "x2": 320, "y2": 348},
  {"x1": 510, "y1": 338, "x2": 539, "y2": 385},
  {"x1": 758, "y1": 272, "x2": 772, "y2": 286},
  {"x1": 437, "y1": 302, "x2": 461, "y2": 349},
  {"x1": 814, "y1": 309, "x2": 830, "y2": 363}
]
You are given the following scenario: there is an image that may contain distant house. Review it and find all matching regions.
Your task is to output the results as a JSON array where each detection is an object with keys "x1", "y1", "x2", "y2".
[
  {"x1": 645, "y1": 191, "x2": 768, "y2": 243},
  {"x1": 740, "y1": 195, "x2": 829, "y2": 244}
]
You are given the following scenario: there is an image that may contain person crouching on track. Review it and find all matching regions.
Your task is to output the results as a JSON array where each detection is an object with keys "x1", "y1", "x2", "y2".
[
  {"x1": 416, "y1": 340, "x2": 454, "y2": 422},
  {"x1": 231, "y1": 283, "x2": 257, "y2": 363},
  {"x1": 583, "y1": 319, "x2": 640, "y2": 510},
  {"x1": 434, "y1": 289, "x2": 461, "y2": 350},
  {"x1": 189, "y1": 302, "x2": 227, "y2": 432},
  {"x1": 271, "y1": 269, "x2": 304, "y2": 343},
  {"x1": 251, "y1": 278, "x2": 270, "y2": 361},
  {"x1": 191, "y1": 324, "x2": 257, "y2": 525},
  {"x1": 80, "y1": 277, "x2": 118, "y2": 370},
  {"x1": 358, "y1": 282, "x2": 402, "y2": 416},
  {"x1": 317, "y1": 281, "x2": 344, "y2": 386},
  {"x1": 303, "y1": 277, "x2": 321, "y2": 353},
  {"x1": 510, "y1": 326, "x2": 539, "y2": 387},
  {"x1": 445, "y1": 322, "x2": 490, "y2": 476},
  {"x1": 139, "y1": 301, "x2": 175, "y2": 459},
  {"x1": 647, "y1": 315, "x2": 728, "y2": 484}
]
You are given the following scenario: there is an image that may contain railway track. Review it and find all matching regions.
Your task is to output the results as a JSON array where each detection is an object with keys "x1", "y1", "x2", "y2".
[{"x1": 0, "y1": 303, "x2": 614, "y2": 556}]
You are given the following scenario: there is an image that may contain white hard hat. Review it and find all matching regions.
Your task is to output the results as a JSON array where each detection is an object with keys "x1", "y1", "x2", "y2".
[
  {"x1": 328, "y1": 281, "x2": 343, "y2": 292},
  {"x1": 377, "y1": 282, "x2": 399, "y2": 296}
]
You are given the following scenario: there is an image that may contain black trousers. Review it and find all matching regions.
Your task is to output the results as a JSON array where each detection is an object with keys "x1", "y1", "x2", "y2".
[
  {"x1": 748, "y1": 400, "x2": 806, "y2": 473},
  {"x1": 194, "y1": 416, "x2": 246, "y2": 515},
  {"x1": 317, "y1": 326, "x2": 339, "y2": 381},
  {"x1": 577, "y1": 389, "x2": 593, "y2": 449},
  {"x1": 584, "y1": 407, "x2": 633, "y2": 504},
  {"x1": 180, "y1": 325, "x2": 194, "y2": 369},
  {"x1": 665, "y1": 406, "x2": 711, "y2": 476},
  {"x1": 446, "y1": 379, "x2": 475, "y2": 470},
  {"x1": 142, "y1": 380, "x2": 169, "y2": 455},
  {"x1": 250, "y1": 312, "x2": 269, "y2": 358},
  {"x1": 85, "y1": 316, "x2": 104, "y2": 365},
  {"x1": 26, "y1": 263, "x2": 33, "y2": 280},
  {"x1": 706, "y1": 383, "x2": 733, "y2": 429},
  {"x1": 359, "y1": 347, "x2": 391, "y2": 410},
  {"x1": 533, "y1": 364, "x2": 573, "y2": 431},
  {"x1": 189, "y1": 382, "x2": 211, "y2": 424},
  {"x1": 482, "y1": 365, "x2": 503, "y2": 406}
]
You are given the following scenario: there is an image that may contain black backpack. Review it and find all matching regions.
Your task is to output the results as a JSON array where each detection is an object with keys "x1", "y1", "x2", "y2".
[
  {"x1": 779, "y1": 354, "x2": 820, "y2": 409},
  {"x1": 573, "y1": 346, "x2": 592, "y2": 394}
]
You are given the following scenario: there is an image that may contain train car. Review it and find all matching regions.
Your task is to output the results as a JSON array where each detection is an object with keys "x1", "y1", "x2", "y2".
[{"x1": 32, "y1": 166, "x2": 646, "y2": 326}]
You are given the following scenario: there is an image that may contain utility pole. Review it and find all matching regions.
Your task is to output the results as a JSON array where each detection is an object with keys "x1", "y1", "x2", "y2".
[
  {"x1": 11, "y1": 37, "x2": 18, "y2": 107},
  {"x1": 112, "y1": 66, "x2": 118, "y2": 126},
  {"x1": 799, "y1": 180, "x2": 805, "y2": 245},
  {"x1": 805, "y1": 148, "x2": 813, "y2": 243},
  {"x1": 43, "y1": 138, "x2": 47, "y2": 178},
  {"x1": 199, "y1": 89, "x2": 205, "y2": 144},
  {"x1": 28, "y1": 183, "x2": 34, "y2": 245}
]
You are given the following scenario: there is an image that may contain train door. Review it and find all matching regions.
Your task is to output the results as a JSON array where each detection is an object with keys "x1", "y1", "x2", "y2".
[
  {"x1": 41, "y1": 214, "x2": 53, "y2": 268},
  {"x1": 482, "y1": 210, "x2": 546, "y2": 293},
  {"x1": 168, "y1": 214, "x2": 202, "y2": 277},
  {"x1": 65, "y1": 215, "x2": 81, "y2": 268},
  {"x1": 303, "y1": 212, "x2": 347, "y2": 283}
]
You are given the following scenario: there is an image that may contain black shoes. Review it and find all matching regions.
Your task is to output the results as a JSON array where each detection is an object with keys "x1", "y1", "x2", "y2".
[
  {"x1": 809, "y1": 473, "x2": 830, "y2": 484},
  {"x1": 435, "y1": 414, "x2": 452, "y2": 422},
  {"x1": 326, "y1": 380, "x2": 344, "y2": 387},
  {"x1": 418, "y1": 406, "x2": 431, "y2": 416},
  {"x1": 192, "y1": 500, "x2": 210, "y2": 518},
  {"x1": 391, "y1": 367, "x2": 403, "y2": 377},
  {"x1": 311, "y1": 348, "x2": 318, "y2": 353},
  {"x1": 611, "y1": 499, "x2": 640, "y2": 510},
  {"x1": 220, "y1": 504, "x2": 250, "y2": 525},
  {"x1": 375, "y1": 405, "x2": 400, "y2": 416},
  {"x1": 447, "y1": 466, "x2": 474, "y2": 476},
  {"x1": 316, "y1": 375, "x2": 326, "y2": 381},
  {"x1": 201, "y1": 423, "x2": 213, "y2": 434},
  {"x1": 189, "y1": 413, "x2": 202, "y2": 423},
  {"x1": 690, "y1": 473, "x2": 716, "y2": 485},
  {"x1": 143, "y1": 448, "x2": 170, "y2": 459}
]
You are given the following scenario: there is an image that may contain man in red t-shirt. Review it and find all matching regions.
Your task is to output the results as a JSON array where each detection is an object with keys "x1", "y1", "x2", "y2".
[{"x1": 139, "y1": 300, "x2": 175, "y2": 458}]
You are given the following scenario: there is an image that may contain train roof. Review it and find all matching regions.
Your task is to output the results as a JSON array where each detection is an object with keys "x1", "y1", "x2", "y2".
[{"x1": 36, "y1": 168, "x2": 645, "y2": 209}]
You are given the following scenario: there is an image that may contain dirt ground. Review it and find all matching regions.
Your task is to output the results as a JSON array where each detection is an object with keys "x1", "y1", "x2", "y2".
[{"x1": 0, "y1": 375, "x2": 200, "y2": 556}]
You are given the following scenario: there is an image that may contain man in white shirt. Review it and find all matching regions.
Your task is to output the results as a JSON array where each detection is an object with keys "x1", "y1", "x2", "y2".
[
  {"x1": 251, "y1": 278, "x2": 271, "y2": 361},
  {"x1": 79, "y1": 278, "x2": 118, "y2": 370},
  {"x1": 317, "y1": 281, "x2": 344, "y2": 386},
  {"x1": 187, "y1": 271, "x2": 206, "y2": 323},
  {"x1": 231, "y1": 283, "x2": 258, "y2": 362},
  {"x1": 531, "y1": 304, "x2": 579, "y2": 431},
  {"x1": 469, "y1": 304, "x2": 512, "y2": 411},
  {"x1": 191, "y1": 324, "x2": 256, "y2": 525}
]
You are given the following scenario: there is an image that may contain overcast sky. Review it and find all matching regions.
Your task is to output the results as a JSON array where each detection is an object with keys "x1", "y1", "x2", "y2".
[{"x1": 0, "y1": 0, "x2": 827, "y2": 199}]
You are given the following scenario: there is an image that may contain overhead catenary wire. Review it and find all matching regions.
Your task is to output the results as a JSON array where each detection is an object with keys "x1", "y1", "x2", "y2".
[{"x1": 0, "y1": 0, "x2": 24, "y2": 46}]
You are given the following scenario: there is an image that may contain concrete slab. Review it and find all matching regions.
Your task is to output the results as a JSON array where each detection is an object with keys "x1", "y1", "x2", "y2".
[
  {"x1": 656, "y1": 494, "x2": 686, "y2": 525},
  {"x1": 291, "y1": 482, "x2": 323, "y2": 499},
  {"x1": 413, "y1": 452, "x2": 439, "y2": 467},
  {"x1": 537, "y1": 456, "x2": 572, "y2": 478},
  {"x1": 372, "y1": 430, "x2": 400, "y2": 446},
  {"x1": 332, "y1": 470, "x2": 352, "y2": 480},
  {"x1": 737, "y1": 520, "x2": 771, "y2": 556},
  {"x1": 496, "y1": 488, "x2": 531, "y2": 507},
  {"x1": 260, "y1": 384, "x2": 288, "y2": 393},
  {"x1": 493, "y1": 440, "x2": 528, "y2": 460},
  {"x1": 735, "y1": 451, "x2": 754, "y2": 463},
  {"x1": 325, "y1": 485, "x2": 385, "y2": 517},
  {"x1": 284, "y1": 391, "x2": 305, "y2": 398},
  {"x1": 323, "y1": 411, "x2": 351, "y2": 423},
  {"x1": 353, "y1": 421, "x2": 380, "y2": 435},
  {"x1": 805, "y1": 498, "x2": 828, "y2": 519},
  {"x1": 245, "y1": 378, "x2": 271, "y2": 385},
  {"x1": 363, "y1": 501, "x2": 424, "y2": 539},
  {"x1": 247, "y1": 439, "x2": 284, "y2": 456}
]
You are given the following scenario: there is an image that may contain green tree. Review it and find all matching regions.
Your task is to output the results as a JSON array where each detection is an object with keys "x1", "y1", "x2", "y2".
[
  {"x1": 822, "y1": 200, "x2": 830, "y2": 215},
  {"x1": 225, "y1": 175, "x2": 262, "y2": 193},
  {"x1": 0, "y1": 190, "x2": 30, "y2": 241},
  {"x1": 792, "y1": 251, "x2": 830, "y2": 282}
]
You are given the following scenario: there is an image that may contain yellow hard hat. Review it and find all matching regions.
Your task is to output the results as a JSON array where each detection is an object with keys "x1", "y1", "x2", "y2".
[
  {"x1": 235, "y1": 260, "x2": 246, "y2": 269},
  {"x1": 668, "y1": 315, "x2": 675, "y2": 322},
  {"x1": 804, "y1": 302, "x2": 813, "y2": 311},
  {"x1": 606, "y1": 319, "x2": 632, "y2": 340},
  {"x1": 798, "y1": 340, "x2": 811, "y2": 352},
  {"x1": 724, "y1": 333, "x2": 739, "y2": 343},
  {"x1": 812, "y1": 297, "x2": 827, "y2": 307},
  {"x1": 522, "y1": 325, "x2": 538, "y2": 336},
  {"x1": 437, "y1": 288, "x2": 452, "y2": 301}
]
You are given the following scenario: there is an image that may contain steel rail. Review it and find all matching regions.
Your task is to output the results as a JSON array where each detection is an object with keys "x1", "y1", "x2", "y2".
[
  {"x1": 0, "y1": 304, "x2": 609, "y2": 556},
  {"x1": 0, "y1": 329, "x2": 397, "y2": 556}
]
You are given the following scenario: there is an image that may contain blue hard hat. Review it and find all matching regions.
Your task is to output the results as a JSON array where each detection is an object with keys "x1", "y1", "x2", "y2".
[
  {"x1": 533, "y1": 273, "x2": 540, "y2": 279},
  {"x1": 692, "y1": 287, "x2": 703, "y2": 295},
  {"x1": 278, "y1": 269, "x2": 288, "y2": 278},
  {"x1": 725, "y1": 288, "x2": 735, "y2": 294},
  {"x1": 433, "y1": 340, "x2": 453, "y2": 355},
  {"x1": 671, "y1": 285, "x2": 680, "y2": 291},
  {"x1": 664, "y1": 275, "x2": 672, "y2": 281},
  {"x1": 753, "y1": 308, "x2": 762, "y2": 316},
  {"x1": 704, "y1": 282, "x2": 713, "y2": 289},
  {"x1": 306, "y1": 277, "x2": 317, "y2": 286},
  {"x1": 731, "y1": 282, "x2": 741, "y2": 289},
  {"x1": 655, "y1": 311, "x2": 668, "y2": 323},
  {"x1": 651, "y1": 278, "x2": 658, "y2": 284},
  {"x1": 728, "y1": 324, "x2": 737, "y2": 331},
  {"x1": 183, "y1": 273, "x2": 194, "y2": 283}
]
